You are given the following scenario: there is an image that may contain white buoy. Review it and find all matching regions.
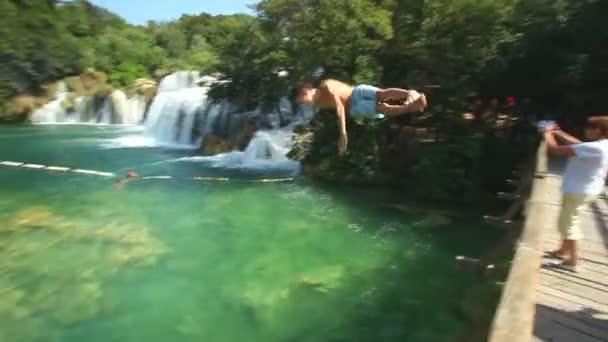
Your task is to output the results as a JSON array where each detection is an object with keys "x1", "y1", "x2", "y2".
[
  {"x1": 193, "y1": 177, "x2": 230, "y2": 182},
  {"x1": 1, "y1": 161, "x2": 24, "y2": 166},
  {"x1": 141, "y1": 176, "x2": 173, "y2": 180},
  {"x1": 46, "y1": 166, "x2": 70, "y2": 172},
  {"x1": 0, "y1": 161, "x2": 116, "y2": 178},
  {"x1": 71, "y1": 169, "x2": 116, "y2": 177},
  {"x1": 22, "y1": 164, "x2": 46, "y2": 169}
]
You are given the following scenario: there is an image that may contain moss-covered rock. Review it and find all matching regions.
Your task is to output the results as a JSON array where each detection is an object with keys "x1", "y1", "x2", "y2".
[{"x1": 201, "y1": 134, "x2": 234, "y2": 155}]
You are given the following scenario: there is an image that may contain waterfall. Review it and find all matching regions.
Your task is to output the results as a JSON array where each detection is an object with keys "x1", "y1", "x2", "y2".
[
  {"x1": 30, "y1": 82, "x2": 71, "y2": 124},
  {"x1": 30, "y1": 81, "x2": 147, "y2": 125},
  {"x1": 157, "y1": 71, "x2": 202, "y2": 92},
  {"x1": 144, "y1": 71, "x2": 210, "y2": 146},
  {"x1": 110, "y1": 90, "x2": 146, "y2": 125},
  {"x1": 144, "y1": 71, "x2": 240, "y2": 146},
  {"x1": 175, "y1": 126, "x2": 301, "y2": 173},
  {"x1": 243, "y1": 128, "x2": 295, "y2": 162}
]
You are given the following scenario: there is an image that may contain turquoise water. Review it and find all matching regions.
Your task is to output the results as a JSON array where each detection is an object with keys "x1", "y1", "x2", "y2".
[{"x1": 0, "y1": 126, "x2": 501, "y2": 342}]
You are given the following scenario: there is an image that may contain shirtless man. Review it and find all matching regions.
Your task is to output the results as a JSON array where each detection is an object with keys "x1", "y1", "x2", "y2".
[{"x1": 297, "y1": 79, "x2": 427, "y2": 154}]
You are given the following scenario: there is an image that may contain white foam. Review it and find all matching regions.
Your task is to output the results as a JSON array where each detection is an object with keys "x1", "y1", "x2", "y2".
[
  {"x1": 101, "y1": 135, "x2": 198, "y2": 150},
  {"x1": 175, "y1": 152, "x2": 301, "y2": 173},
  {"x1": 165, "y1": 126, "x2": 301, "y2": 174}
]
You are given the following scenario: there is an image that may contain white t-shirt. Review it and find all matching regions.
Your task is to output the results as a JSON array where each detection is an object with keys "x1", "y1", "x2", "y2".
[{"x1": 562, "y1": 139, "x2": 608, "y2": 195}]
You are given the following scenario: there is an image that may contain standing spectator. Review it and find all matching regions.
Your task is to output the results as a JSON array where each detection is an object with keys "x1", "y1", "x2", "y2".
[{"x1": 544, "y1": 120, "x2": 608, "y2": 272}]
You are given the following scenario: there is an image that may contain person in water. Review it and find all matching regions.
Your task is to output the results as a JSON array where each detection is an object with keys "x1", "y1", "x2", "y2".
[
  {"x1": 297, "y1": 79, "x2": 427, "y2": 155},
  {"x1": 114, "y1": 170, "x2": 140, "y2": 189},
  {"x1": 544, "y1": 120, "x2": 608, "y2": 272},
  {"x1": 126, "y1": 170, "x2": 140, "y2": 180}
]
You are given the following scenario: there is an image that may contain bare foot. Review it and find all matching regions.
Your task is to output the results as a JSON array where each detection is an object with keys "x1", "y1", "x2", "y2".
[{"x1": 406, "y1": 92, "x2": 427, "y2": 112}]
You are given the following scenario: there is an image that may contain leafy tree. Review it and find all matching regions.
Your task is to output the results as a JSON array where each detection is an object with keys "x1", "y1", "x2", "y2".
[
  {"x1": 148, "y1": 22, "x2": 188, "y2": 59},
  {"x1": 94, "y1": 26, "x2": 167, "y2": 76},
  {"x1": 108, "y1": 61, "x2": 148, "y2": 87}
]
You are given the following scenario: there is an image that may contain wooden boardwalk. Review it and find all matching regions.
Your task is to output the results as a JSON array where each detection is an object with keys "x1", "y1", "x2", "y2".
[
  {"x1": 489, "y1": 144, "x2": 608, "y2": 342},
  {"x1": 534, "y1": 159, "x2": 608, "y2": 342}
]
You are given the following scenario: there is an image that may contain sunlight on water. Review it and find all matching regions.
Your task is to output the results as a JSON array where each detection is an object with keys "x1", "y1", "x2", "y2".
[{"x1": 0, "y1": 126, "x2": 501, "y2": 341}]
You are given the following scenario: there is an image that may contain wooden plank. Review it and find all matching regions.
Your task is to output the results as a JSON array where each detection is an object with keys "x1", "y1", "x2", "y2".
[
  {"x1": 491, "y1": 142, "x2": 608, "y2": 342},
  {"x1": 537, "y1": 292, "x2": 608, "y2": 332},
  {"x1": 489, "y1": 143, "x2": 549, "y2": 342},
  {"x1": 539, "y1": 274, "x2": 608, "y2": 306},
  {"x1": 538, "y1": 284, "x2": 608, "y2": 313},
  {"x1": 535, "y1": 307, "x2": 608, "y2": 342},
  {"x1": 540, "y1": 267, "x2": 608, "y2": 291}
]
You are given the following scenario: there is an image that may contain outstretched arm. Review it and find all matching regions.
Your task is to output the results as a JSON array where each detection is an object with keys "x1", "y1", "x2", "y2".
[
  {"x1": 544, "y1": 130, "x2": 575, "y2": 157},
  {"x1": 554, "y1": 129, "x2": 581, "y2": 145}
]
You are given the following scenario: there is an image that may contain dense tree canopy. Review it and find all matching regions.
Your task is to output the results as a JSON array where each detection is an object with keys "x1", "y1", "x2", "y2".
[
  {"x1": 1, "y1": 0, "x2": 606, "y2": 200},
  {"x1": 2, "y1": 0, "x2": 606, "y2": 114}
]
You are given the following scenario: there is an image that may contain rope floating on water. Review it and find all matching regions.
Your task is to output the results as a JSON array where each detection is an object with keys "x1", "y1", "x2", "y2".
[
  {"x1": 0, "y1": 161, "x2": 116, "y2": 178},
  {"x1": 193, "y1": 176, "x2": 294, "y2": 183},
  {"x1": 0, "y1": 161, "x2": 294, "y2": 183},
  {"x1": 140, "y1": 175, "x2": 295, "y2": 183}
]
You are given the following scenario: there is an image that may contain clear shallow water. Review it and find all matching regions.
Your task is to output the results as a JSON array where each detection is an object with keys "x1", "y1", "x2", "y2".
[{"x1": 0, "y1": 126, "x2": 501, "y2": 342}]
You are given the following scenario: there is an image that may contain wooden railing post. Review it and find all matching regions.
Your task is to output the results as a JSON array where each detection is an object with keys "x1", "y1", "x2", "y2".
[{"x1": 488, "y1": 142, "x2": 549, "y2": 342}]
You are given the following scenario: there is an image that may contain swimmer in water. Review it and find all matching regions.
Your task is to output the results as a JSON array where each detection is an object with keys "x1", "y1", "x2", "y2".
[
  {"x1": 114, "y1": 170, "x2": 140, "y2": 189},
  {"x1": 126, "y1": 170, "x2": 140, "y2": 180}
]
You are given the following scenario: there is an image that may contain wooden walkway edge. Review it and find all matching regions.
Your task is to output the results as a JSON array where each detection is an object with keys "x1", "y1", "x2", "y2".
[{"x1": 488, "y1": 142, "x2": 608, "y2": 342}]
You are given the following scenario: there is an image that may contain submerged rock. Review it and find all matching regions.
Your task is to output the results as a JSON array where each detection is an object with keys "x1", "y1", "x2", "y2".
[
  {"x1": 8, "y1": 207, "x2": 54, "y2": 230},
  {"x1": 0, "y1": 209, "x2": 170, "y2": 329}
]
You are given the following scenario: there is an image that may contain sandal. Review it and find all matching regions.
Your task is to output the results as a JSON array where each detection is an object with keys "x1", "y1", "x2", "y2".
[{"x1": 556, "y1": 261, "x2": 578, "y2": 273}]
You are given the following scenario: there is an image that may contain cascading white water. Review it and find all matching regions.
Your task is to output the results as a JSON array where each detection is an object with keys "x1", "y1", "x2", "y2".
[
  {"x1": 110, "y1": 90, "x2": 146, "y2": 125},
  {"x1": 115, "y1": 70, "x2": 309, "y2": 171},
  {"x1": 144, "y1": 71, "x2": 239, "y2": 147},
  {"x1": 30, "y1": 82, "x2": 71, "y2": 124},
  {"x1": 174, "y1": 126, "x2": 301, "y2": 173},
  {"x1": 30, "y1": 82, "x2": 147, "y2": 125},
  {"x1": 144, "y1": 71, "x2": 209, "y2": 146},
  {"x1": 158, "y1": 71, "x2": 202, "y2": 92},
  {"x1": 243, "y1": 128, "x2": 295, "y2": 161}
]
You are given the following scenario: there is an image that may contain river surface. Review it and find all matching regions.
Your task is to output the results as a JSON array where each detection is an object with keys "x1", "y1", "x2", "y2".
[{"x1": 0, "y1": 125, "x2": 501, "y2": 341}]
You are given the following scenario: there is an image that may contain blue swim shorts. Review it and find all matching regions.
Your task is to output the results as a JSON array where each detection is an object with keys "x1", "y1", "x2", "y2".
[{"x1": 350, "y1": 85, "x2": 384, "y2": 119}]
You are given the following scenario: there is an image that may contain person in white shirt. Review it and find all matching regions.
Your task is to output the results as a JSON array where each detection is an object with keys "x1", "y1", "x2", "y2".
[{"x1": 544, "y1": 119, "x2": 608, "y2": 272}]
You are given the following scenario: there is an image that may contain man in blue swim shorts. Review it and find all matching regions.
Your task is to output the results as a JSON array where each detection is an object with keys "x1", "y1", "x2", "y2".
[{"x1": 297, "y1": 79, "x2": 427, "y2": 155}]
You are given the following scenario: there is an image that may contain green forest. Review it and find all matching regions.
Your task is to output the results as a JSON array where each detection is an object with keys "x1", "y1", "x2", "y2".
[{"x1": 1, "y1": 0, "x2": 607, "y2": 201}]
